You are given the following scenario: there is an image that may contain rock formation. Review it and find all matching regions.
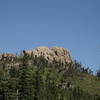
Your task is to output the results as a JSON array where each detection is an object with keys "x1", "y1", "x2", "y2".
[
  {"x1": 0, "y1": 46, "x2": 72, "y2": 68},
  {"x1": 25, "y1": 46, "x2": 72, "y2": 65},
  {"x1": 0, "y1": 53, "x2": 16, "y2": 61}
]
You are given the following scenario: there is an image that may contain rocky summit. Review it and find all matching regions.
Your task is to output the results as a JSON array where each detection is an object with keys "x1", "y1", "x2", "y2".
[
  {"x1": 25, "y1": 46, "x2": 72, "y2": 65},
  {"x1": 0, "y1": 46, "x2": 72, "y2": 67}
]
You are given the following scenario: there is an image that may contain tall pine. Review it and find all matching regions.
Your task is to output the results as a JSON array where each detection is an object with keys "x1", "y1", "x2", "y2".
[{"x1": 18, "y1": 50, "x2": 34, "y2": 100}]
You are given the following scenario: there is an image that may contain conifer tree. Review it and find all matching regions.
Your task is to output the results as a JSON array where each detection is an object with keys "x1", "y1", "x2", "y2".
[{"x1": 18, "y1": 50, "x2": 34, "y2": 100}]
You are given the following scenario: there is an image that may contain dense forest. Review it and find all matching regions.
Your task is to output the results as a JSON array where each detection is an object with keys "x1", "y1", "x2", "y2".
[{"x1": 0, "y1": 51, "x2": 100, "y2": 100}]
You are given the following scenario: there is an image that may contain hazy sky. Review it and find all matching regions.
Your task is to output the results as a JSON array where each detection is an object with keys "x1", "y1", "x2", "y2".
[{"x1": 0, "y1": 0, "x2": 100, "y2": 72}]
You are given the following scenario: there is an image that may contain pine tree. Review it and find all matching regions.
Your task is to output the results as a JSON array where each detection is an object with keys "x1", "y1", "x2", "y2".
[
  {"x1": 96, "y1": 68, "x2": 100, "y2": 77},
  {"x1": 18, "y1": 50, "x2": 34, "y2": 100}
]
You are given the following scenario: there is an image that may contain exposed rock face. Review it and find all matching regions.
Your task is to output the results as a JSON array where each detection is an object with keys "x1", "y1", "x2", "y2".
[
  {"x1": 26, "y1": 46, "x2": 72, "y2": 65},
  {"x1": 0, "y1": 46, "x2": 72, "y2": 68},
  {"x1": 0, "y1": 53, "x2": 16, "y2": 61}
]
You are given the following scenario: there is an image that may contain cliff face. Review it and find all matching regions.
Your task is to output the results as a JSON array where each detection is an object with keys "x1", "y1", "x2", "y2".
[{"x1": 25, "y1": 46, "x2": 72, "y2": 65}]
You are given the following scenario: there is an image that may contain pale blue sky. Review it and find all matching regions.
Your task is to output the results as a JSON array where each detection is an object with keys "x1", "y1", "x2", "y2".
[{"x1": 0, "y1": 0, "x2": 100, "y2": 72}]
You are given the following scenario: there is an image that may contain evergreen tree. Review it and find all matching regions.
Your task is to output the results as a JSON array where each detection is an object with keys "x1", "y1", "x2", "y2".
[
  {"x1": 96, "y1": 68, "x2": 100, "y2": 77},
  {"x1": 18, "y1": 50, "x2": 34, "y2": 100}
]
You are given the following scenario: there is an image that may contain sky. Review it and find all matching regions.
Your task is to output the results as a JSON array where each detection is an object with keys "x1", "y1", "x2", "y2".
[{"x1": 0, "y1": 0, "x2": 100, "y2": 72}]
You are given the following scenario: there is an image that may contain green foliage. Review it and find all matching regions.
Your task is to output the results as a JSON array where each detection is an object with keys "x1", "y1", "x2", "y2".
[
  {"x1": 0, "y1": 53, "x2": 100, "y2": 100},
  {"x1": 18, "y1": 51, "x2": 34, "y2": 100}
]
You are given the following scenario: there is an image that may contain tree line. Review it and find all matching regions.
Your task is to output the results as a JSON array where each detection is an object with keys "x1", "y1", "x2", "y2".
[{"x1": 0, "y1": 51, "x2": 100, "y2": 100}]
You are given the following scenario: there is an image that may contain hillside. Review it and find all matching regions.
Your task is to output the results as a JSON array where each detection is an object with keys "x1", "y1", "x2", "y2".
[{"x1": 0, "y1": 46, "x2": 100, "y2": 100}]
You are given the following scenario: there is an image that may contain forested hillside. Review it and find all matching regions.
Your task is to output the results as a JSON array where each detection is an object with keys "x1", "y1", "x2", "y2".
[{"x1": 0, "y1": 50, "x2": 100, "y2": 100}]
